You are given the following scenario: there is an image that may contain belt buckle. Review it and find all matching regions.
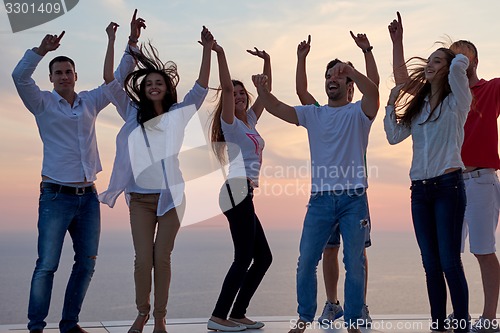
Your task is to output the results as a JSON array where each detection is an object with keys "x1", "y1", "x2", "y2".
[
  {"x1": 422, "y1": 180, "x2": 427, "y2": 184},
  {"x1": 471, "y1": 170, "x2": 481, "y2": 178},
  {"x1": 75, "y1": 187, "x2": 85, "y2": 195}
]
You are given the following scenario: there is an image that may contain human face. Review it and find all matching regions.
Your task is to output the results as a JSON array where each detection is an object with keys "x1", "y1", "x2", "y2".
[
  {"x1": 425, "y1": 50, "x2": 449, "y2": 84},
  {"x1": 144, "y1": 72, "x2": 167, "y2": 103},
  {"x1": 49, "y1": 61, "x2": 77, "y2": 96},
  {"x1": 233, "y1": 84, "x2": 248, "y2": 113},
  {"x1": 324, "y1": 67, "x2": 348, "y2": 102}
]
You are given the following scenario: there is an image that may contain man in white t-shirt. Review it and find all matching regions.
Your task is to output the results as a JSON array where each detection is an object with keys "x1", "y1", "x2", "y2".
[{"x1": 252, "y1": 59, "x2": 379, "y2": 333}]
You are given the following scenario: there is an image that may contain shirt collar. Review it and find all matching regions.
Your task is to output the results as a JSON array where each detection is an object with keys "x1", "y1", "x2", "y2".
[{"x1": 52, "y1": 89, "x2": 81, "y2": 106}]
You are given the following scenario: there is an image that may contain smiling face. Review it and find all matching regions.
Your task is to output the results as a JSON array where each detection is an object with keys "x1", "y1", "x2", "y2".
[
  {"x1": 144, "y1": 72, "x2": 167, "y2": 103},
  {"x1": 324, "y1": 67, "x2": 350, "y2": 102},
  {"x1": 233, "y1": 84, "x2": 248, "y2": 113},
  {"x1": 425, "y1": 50, "x2": 449, "y2": 84},
  {"x1": 49, "y1": 61, "x2": 77, "y2": 96}
]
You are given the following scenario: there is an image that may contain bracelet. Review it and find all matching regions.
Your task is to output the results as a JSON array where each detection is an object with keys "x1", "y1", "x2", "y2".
[
  {"x1": 362, "y1": 46, "x2": 373, "y2": 54},
  {"x1": 128, "y1": 36, "x2": 138, "y2": 43}
]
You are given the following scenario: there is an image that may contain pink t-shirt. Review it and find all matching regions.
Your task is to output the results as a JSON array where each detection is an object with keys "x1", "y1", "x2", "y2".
[{"x1": 461, "y1": 78, "x2": 500, "y2": 169}]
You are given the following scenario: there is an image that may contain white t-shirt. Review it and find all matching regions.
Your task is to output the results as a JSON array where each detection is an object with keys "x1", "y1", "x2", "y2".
[
  {"x1": 295, "y1": 101, "x2": 373, "y2": 192},
  {"x1": 221, "y1": 109, "x2": 264, "y2": 186}
]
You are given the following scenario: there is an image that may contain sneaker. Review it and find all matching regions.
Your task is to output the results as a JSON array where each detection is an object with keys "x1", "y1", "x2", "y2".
[
  {"x1": 318, "y1": 300, "x2": 344, "y2": 324},
  {"x1": 446, "y1": 312, "x2": 472, "y2": 323},
  {"x1": 470, "y1": 317, "x2": 500, "y2": 333},
  {"x1": 358, "y1": 304, "x2": 373, "y2": 327}
]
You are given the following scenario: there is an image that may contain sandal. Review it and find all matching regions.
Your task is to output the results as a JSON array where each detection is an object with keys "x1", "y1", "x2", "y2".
[{"x1": 128, "y1": 313, "x2": 150, "y2": 333}]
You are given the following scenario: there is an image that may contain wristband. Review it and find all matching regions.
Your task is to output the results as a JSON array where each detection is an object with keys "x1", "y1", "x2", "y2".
[
  {"x1": 128, "y1": 36, "x2": 138, "y2": 43},
  {"x1": 362, "y1": 46, "x2": 373, "y2": 54}
]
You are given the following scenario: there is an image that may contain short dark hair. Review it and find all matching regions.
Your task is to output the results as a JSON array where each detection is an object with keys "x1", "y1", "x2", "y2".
[
  {"x1": 325, "y1": 59, "x2": 354, "y2": 83},
  {"x1": 49, "y1": 56, "x2": 75, "y2": 74}
]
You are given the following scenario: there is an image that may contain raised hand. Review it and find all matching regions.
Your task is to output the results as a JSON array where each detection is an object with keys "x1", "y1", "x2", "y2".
[
  {"x1": 350, "y1": 31, "x2": 371, "y2": 51},
  {"x1": 388, "y1": 11, "x2": 403, "y2": 44},
  {"x1": 297, "y1": 35, "x2": 311, "y2": 59},
  {"x1": 199, "y1": 25, "x2": 215, "y2": 49},
  {"x1": 252, "y1": 74, "x2": 269, "y2": 92},
  {"x1": 106, "y1": 22, "x2": 119, "y2": 42},
  {"x1": 332, "y1": 62, "x2": 354, "y2": 80},
  {"x1": 129, "y1": 9, "x2": 146, "y2": 43},
  {"x1": 36, "y1": 31, "x2": 65, "y2": 56},
  {"x1": 246, "y1": 47, "x2": 270, "y2": 61}
]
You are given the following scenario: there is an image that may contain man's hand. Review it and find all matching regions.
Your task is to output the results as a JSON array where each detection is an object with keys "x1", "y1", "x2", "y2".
[
  {"x1": 297, "y1": 35, "x2": 311, "y2": 59},
  {"x1": 35, "y1": 31, "x2": 65, "y2": 56}
]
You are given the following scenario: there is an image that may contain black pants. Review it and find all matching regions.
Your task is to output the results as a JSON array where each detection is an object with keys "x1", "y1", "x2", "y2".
[{"x1": 212, "y1": 180, "x2": 273, "y2": 319}]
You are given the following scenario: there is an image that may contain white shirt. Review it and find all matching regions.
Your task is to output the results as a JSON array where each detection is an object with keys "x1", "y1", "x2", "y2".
[
  {"x1": 11, "y1": 46, "x2": 136, "y2": 183},
  {"x1": 99, "y1": 82, "x2": 208, "y2": 216},
  {"x1": 384, "y1": 54, "x2": 472, "y2": 180},
  {"x1": 221, "y1": 109, "x2": 264, "y2": 186},
  {"x1": 295, "y1": 101, "x2": 374, "y2": 192}
]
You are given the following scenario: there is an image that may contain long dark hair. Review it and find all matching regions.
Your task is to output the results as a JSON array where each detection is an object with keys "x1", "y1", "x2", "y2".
[
  {"x1": 395, "y1": 47, "x2": 455, "y2": 127},
  {"x1": 209, "y1": 80, "x2": 252, "y2": 164},
  {"x1": 125, "y1": 42, "x2": 180, "y2": 125}
]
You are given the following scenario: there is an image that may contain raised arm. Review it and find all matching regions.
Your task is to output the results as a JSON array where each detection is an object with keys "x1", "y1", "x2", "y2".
[
  {"x1": 114, "y1": 9, "x2": 146, "y2": 87},
  {"x1": 246, "y1": 47, "x2": 271, "y2": 119},
  {"x1": 252, "y1": 74, "x2": 298, "y2": 125},
  {"x1": 333, "y1": 62, "x2": 379, "y2": 119},
  {"x1": 296, "y1": 35, "x2": 318, "y2": 105},
  {"x1": 104, "y1": 22, "x2": 119, "y2": 84},
  {"x1": 213, "y1": 42, "x2": 235, "y2": 125},
  {"x1": 12, "y1": 31, "x2": 65, "y2": 115},
  {"x1": 388, "y1": 11, "x2": 409, "y2": 85},
  {"x1": 196, "y1": 26, "x2": 214, "y2": 89},
  {"x1": 350, "y1": 31, "x2": 379, "y2": 87}
]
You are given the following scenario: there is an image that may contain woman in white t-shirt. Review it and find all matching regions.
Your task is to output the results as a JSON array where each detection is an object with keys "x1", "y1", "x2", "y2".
[{"x1": 206, "y1": 42, "x2": 272, "y2": 332}]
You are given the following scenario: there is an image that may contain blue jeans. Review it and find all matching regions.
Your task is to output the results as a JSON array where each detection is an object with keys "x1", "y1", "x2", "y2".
[
  {"x1": 28, "y1": 184, "x2": 100, "y2": 333},
  {"x1": 411, "y1": 170, "x2": 469, "y2": 333},
  {"x1": 297, "y1": 188, "x2": 368, "y2": 325}
]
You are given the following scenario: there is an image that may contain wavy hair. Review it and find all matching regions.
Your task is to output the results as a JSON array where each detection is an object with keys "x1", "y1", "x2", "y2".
[
  {"x1": 394, "y1": 47, "x2": 455, "y2": 127},
  {"x1": 125, "y1": 42, "x2": 180, "y2": 125},
  {"x1": 209, "y1": 80, "x2": 253, "y2": 164}
]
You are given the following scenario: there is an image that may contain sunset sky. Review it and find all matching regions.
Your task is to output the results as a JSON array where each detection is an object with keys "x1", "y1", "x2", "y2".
[{"x1": 1, "y1": 0, "x2": 499, "y2": 233}]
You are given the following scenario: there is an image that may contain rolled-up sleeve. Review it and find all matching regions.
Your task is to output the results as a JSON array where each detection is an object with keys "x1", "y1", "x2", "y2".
[
  {"x1": 383, "y1": 105, "x2": 411, "y2": 144},
  {"x1": 449, "y1": 54, "x2": 472, "y2": 116}
]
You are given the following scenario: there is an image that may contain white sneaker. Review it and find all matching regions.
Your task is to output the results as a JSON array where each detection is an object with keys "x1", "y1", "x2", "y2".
[
  {"x1": 470, "y1": 317, "x2": 500, "y2": 333},
  {"x1": 317, "y1": 300, "x2": 344, "y2": 324},
  {"x1": 358, "y1": 304, "x2": 372, "y2": 327}
]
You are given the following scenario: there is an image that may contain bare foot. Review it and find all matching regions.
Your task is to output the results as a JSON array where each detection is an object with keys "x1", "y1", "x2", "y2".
[
  {"x1": 289, "y1": 319, "x2": 308, "y2": 333},
  {"x1": 128, "y1": 313, "x2": 149, "y2": 333},
  {"x1": 152, "y1": 317, "x2": 167, "y2": 333},
  {"x1": 209, "y1": 316, "x2": 241, "y2": 328}
]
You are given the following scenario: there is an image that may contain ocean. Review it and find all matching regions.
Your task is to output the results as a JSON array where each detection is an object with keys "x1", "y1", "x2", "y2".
[{"x1": 0, "y1": 227, "x2": 488, "y2": 325}]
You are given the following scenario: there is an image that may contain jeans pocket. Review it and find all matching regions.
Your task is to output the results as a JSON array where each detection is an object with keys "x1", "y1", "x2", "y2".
[{"x1": 39, "y1": 188, "x2": 58, "y2": 201}]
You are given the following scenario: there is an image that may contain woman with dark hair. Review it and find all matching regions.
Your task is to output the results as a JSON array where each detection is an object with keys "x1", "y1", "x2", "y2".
[
  {"x1": 100, "y1": 24, "x2": 215, "y2": 333},
  {"x1": 206, "y1": 43, "x2": 273, "y2": 332},
  {"x1": 384, "y1": 37, "x2": 472, "y2": 332}
]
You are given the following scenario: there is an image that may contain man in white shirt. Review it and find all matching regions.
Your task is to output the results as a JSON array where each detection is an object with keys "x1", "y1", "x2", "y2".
[
  {"x1": 252, "y1": 58, "x2": 379, "y2": 333},
  {"x1": 12, "y1": 12, "x2": 143, "y2": 333}
]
